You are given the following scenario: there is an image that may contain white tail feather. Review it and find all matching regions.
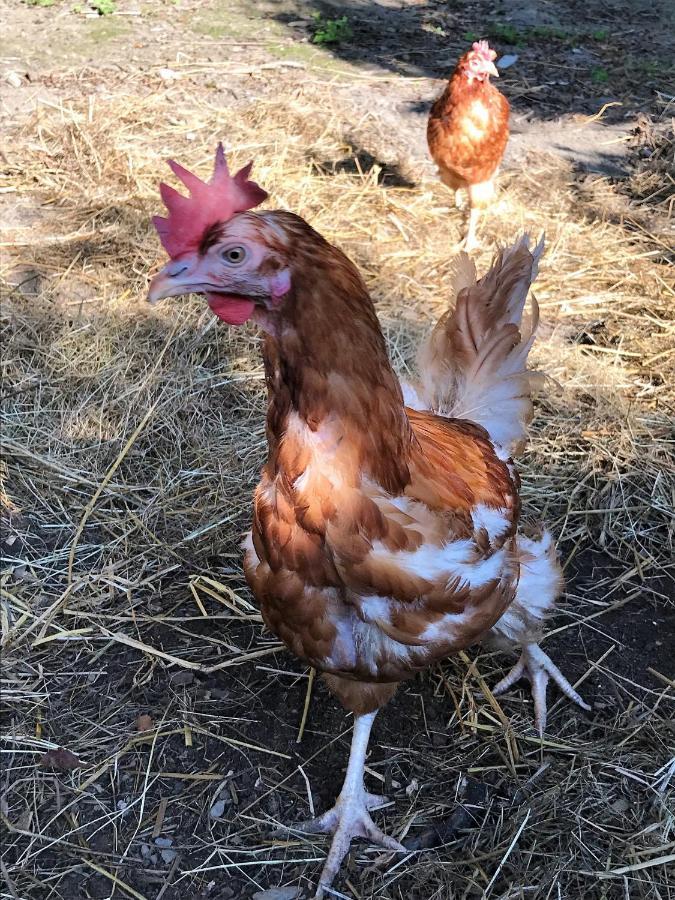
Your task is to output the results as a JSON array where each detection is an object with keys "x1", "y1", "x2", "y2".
[{"x1": 413, "y1": 234, "x2": 545, "y2": 456}]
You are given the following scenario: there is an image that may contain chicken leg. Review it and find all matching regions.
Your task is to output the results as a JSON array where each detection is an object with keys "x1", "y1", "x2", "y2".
[
  {"x1": 493, "y1": 643, "x2": 591, "y2": 734},
  {"x1": 462, "y1": 178, "x2": 495, "y2": 251},
  {"x1": 290, "y1": 711, "x2": 405, "y2": 898},
  {"x1": 463, "y1": 207, "x2": 481, "y2": 252}
]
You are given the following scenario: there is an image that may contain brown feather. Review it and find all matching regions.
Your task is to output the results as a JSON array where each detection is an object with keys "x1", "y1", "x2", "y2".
[
  {"x1": 238, "y1": 213, "x2": 525, "y2": 713},
  {"x1": 322, "y1": 675, "x2": 398, "y2": 715},
  {"x1": 427, "y1": 60, "x2": 510, "y2": 191}
]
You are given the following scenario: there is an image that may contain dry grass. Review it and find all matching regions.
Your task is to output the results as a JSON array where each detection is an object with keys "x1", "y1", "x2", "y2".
[{"x1": 1, "y1": 68, "x2": 674, "y2": 900}]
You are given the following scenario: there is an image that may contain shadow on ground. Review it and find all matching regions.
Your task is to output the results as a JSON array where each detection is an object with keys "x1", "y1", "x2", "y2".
[{"x1": 268, "y1": 0, "x2": 674, "y2": 120}]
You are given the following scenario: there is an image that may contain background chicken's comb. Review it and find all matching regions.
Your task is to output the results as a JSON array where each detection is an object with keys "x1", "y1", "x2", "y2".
[
  {"x1": 152, "y1": 143, "x2": 268, "y2": 259},
  {"x1": 472, "y1": 40, "x2": 497, "y2": 61}
]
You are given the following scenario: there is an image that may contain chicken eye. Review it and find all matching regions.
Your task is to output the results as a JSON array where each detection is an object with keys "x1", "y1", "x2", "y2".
[{"x1": 222, "y1": 246, "x2": 247, "y2": 265}]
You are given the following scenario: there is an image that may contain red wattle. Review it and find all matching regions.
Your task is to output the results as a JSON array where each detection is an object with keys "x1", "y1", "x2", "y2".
[{"x1": 206, "y1": 293, "x2": 255, "y2": 325}]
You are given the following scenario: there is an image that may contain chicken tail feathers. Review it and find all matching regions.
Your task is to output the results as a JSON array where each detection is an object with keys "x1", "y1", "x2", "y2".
[{"x1": 415, "y1": 234, "x2": 545, "y2": 456}]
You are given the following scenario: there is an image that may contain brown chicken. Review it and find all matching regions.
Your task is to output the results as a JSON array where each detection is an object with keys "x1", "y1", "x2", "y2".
[
  {"x1": 428, "y1": 40, "x2": 509, "y2": 249},
  {"x1": 148, "y1": 146, "x2": 589, "y2": 897}
]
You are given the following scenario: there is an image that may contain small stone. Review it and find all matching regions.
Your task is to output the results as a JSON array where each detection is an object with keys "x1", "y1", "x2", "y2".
[
  {"x1": 252, "y1": 889, "x2": 301, "y2": 900},
  {"x1": 5, "y1": 71, "x2": 23, "y2": 88},
  {"x1": 611, "y1": 797, "x2": 631, "y2": 814},
  {"x1": 209, "y1": 799, "x2": 226, "y2": 819},
  {"x1": 497, "y1": 54, "x2": 518, "y2": 69},
  {"x1": 140, "y1": 843, "x2": 151, "y2": 858},
  {"x1": 158, "y1": 67, "x2": 179, "y2": 81},
  {"x1": 154, "y1": 836, "x2": 173, "y2": 849},
  {"x1": 160, "y1": 848, "x2": 177, "y2": 864}
]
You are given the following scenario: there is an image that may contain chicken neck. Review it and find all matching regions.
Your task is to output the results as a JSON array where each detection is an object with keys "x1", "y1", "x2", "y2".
[{"x1": 255, "y1": 244, "x2": 414, "y2": 494}]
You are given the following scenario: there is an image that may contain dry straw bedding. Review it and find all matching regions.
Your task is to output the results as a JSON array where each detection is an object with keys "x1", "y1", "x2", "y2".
[{"x1": 1, "y1": 76, "x2": 673, "y2": 899}]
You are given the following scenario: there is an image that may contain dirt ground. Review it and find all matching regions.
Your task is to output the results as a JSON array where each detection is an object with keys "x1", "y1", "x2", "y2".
[{"x1": 1, "y1": 1, "x2": 674, "y2": 899}]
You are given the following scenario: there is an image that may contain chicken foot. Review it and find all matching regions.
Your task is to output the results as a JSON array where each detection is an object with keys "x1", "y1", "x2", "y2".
[
  {"x1": 290, "y1": 710, "x2": 405, "y2": 898},
  {"x1": 492, "y1": 643, "x2": 591, "y2": 734},
  {"x1": 462, "y1": 178, "x2": 495, "y2": 251},
  {"x1": 462, "y1": 207, "x2": 481, "y2": 251}
]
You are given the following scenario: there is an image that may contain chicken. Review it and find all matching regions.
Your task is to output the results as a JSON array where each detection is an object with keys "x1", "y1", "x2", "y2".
[
  {"x1": 427, "y1": 40, "x2": 509, "y2": 249},
  {"x1": 148, "y1": 146, "x2": 589, "y2": 897}
]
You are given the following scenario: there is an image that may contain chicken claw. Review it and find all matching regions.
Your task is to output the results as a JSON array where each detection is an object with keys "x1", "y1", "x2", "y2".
[
  {"x1": 293, "y1": 791, "x2": 404, "y2": 898},
  {"x1": 282, "y1": 711, "x2": 405, "y2": 898},
  {"x1": 493, "y1": 643, "x2": 591, "y2": 734},
  {"x1": 294, "y1": 790, "x2": 392, "y2": 834}
]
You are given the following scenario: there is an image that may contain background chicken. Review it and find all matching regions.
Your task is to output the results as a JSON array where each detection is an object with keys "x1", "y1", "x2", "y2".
[
  {"x1": 428, "y1": 40, "x2": 509, "y2": 249},
  {"x1": 148, "y1": 147, "x2": 589, "y2": 898}
]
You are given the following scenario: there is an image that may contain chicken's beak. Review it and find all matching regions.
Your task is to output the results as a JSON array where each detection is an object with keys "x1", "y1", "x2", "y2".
[
  {"x1": 487, "y1": 60, "x2": 499, "y2": 77},
  {"x1": 148, "y1": 254, "x2": 203, "y2": 305}
]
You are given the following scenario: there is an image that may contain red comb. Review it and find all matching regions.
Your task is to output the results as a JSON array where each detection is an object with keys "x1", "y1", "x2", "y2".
[
  {"x1": 472, "y1": 40, "x2": 497, "y2": 61},
  {"x1": 152, "y1": 143, "x2": 268, "y2": 258}
]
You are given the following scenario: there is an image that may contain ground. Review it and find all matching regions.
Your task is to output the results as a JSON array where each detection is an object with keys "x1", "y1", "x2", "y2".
[{"x1": 1, "y1": 1, "x2": 674, "y2": 899}]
